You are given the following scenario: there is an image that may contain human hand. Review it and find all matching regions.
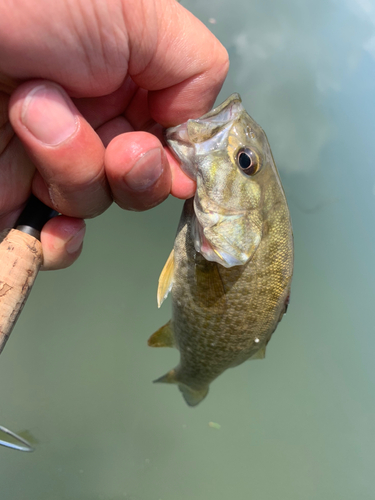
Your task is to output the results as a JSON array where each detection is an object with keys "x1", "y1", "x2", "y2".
[{"x1": 0, "y1": 0, "x2": 229, "y2": 270}]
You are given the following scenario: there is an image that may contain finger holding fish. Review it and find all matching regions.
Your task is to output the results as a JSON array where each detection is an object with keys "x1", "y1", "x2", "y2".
[{"x1": 104, "y1": 131, "x2": 196, "y2": 211}]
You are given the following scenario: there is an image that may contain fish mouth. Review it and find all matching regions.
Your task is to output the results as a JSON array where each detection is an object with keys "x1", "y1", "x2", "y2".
[
  {"x1": 165, "y1": 124, "x2": 197, "y2": 180},
  {"x1": 165, "y1": 94, "x2": 244, "y2": 181}
]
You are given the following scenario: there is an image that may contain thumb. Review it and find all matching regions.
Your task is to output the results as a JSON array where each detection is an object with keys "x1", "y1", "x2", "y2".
[{"x1": 8, "y1": 80, "x2": 112, "y2": 218}]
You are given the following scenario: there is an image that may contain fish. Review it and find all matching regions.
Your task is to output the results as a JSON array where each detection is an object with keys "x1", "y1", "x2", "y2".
[{"x1": 148, "y1": 93, "x2": 293, "y2": 407}]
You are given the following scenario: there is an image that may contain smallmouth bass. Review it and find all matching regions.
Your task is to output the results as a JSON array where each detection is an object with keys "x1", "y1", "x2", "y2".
[{"x1": 149, "y1": 94, "x2": 293, "y2": 406}]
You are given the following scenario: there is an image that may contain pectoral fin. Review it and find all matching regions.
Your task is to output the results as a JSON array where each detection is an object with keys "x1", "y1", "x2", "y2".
[
  {"x1": 157, "y1": 249, "x2": 175, "y2": 308},
  {"x1": 148, "y1": 320, "x2": 175, "y2": 348},
  {"x1": 194, "y1": 258, "x2": 226, "y2": 310}
]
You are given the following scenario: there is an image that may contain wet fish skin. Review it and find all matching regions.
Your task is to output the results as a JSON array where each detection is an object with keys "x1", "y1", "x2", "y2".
[{"x1": 149, "y1": 94, "x2": 293, "y2": 406}]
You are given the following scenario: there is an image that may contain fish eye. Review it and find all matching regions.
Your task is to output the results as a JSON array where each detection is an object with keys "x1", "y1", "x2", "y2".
[{"x1": 236, "y1": 148, "x2": 260, "y2": 176}]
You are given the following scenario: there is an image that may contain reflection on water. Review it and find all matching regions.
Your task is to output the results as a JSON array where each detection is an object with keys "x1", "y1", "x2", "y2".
[{"x1": 1, "y1": 0, "x2": 375, "y2": 498}]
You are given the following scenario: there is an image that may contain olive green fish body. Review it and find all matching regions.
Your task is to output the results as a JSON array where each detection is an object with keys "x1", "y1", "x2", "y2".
[{"x1": 149, "y1": 94, "x2": 293, "y2": 406}]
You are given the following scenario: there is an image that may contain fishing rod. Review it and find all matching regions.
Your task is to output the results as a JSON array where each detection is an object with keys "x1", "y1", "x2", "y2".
[
  {"x1": 0, "y1": 195, "x2": 57, "y2": 354},
  {"x1": 0, "y1": 425, "x2": 34, "y2": 452},
  {"x1": 0, "y1": 197, "x2": 57, "y2": 452}
]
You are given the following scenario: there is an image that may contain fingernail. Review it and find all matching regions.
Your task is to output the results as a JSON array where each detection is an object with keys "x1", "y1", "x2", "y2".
[
  {"x1": 21, "y1": 84, "x2": 78, "y2": 145},
  {"x1": 124, "y1": 148, "x2": 164, "y2": 191},
  {"x1": 66, "y1": 226, "x2": 86, "y2": 254}
]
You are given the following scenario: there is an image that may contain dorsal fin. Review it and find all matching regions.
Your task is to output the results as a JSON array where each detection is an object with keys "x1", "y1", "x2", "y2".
[{"x1": 250, "y1": 345, "x2": 266, "y2": 360}]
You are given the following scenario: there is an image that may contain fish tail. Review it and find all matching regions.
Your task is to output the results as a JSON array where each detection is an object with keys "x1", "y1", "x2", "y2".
[
  {"x1": 153, "y1": 369, "x2": 209, "y2": 407},
  {"x1": 178, "y1": 384, "x2": 209, "y2": 407}
]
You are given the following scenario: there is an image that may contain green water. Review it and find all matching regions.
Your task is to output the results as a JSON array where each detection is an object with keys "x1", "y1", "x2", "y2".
[{"x1": 2, "y1": 0, "x2": 375, "y2": 498}]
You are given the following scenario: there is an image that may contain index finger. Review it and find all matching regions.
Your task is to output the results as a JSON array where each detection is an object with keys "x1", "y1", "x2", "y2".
[{"x1": 125, "y1": 0, "x2": 229, "y2": 126}]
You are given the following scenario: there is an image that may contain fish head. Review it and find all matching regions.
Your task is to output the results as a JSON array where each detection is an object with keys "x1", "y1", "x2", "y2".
[{"x1": 166, "y1": 93, "x2": 280, "y2": 268}]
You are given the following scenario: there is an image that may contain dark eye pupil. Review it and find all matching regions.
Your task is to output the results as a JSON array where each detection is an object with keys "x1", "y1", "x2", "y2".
[
  {"x1": 238, "y1": 152, "x2": 251, "y2": 170},
  {"x1": 236, "y1": 147, "x2": 260, "y2": 175}
]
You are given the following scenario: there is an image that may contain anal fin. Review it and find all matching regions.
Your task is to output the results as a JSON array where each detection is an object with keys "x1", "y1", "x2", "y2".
[
  {"x1": 153, "y1": 368, "x2": 209, "y2": 407},
  {"x1": 153, "y1": 368, "x2": 177, "y2": 383}
]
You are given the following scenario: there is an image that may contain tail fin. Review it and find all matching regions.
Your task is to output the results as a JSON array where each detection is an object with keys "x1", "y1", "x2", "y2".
[
  {"x1": 178, "y1": 384, "x2": 209, "y2": 407},
  {"x1": 153, "y1": 369, "x2": 209, "y2": 407}
]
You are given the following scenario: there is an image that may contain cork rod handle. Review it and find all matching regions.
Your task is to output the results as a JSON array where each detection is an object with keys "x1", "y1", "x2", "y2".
[
  {"x1": 0, "y1": 196, "x2": 58, "y2": 355},
  {"x1": 0, "y1": 229, "x2": 43, "y2": 353}
]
